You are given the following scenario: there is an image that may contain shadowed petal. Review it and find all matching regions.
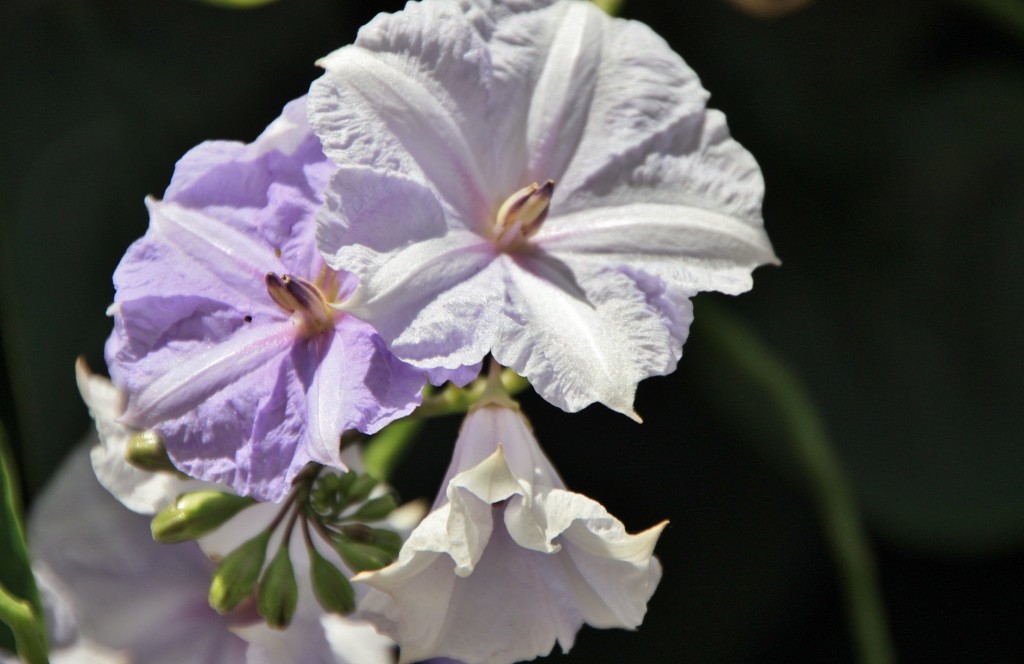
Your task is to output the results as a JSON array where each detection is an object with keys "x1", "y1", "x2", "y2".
[{"x1": 495, "y1": 257, "x2": 684, "y2": 418}]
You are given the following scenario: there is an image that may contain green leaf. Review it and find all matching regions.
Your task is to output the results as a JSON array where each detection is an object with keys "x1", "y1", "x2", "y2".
[{"x1": 0, "y1": 422, "x2": 47, "y2": 663}]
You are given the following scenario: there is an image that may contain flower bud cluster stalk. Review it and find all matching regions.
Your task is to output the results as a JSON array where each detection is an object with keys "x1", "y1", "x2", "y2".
[{"x1": 149, "y1": 460, "x2": 404, "y2": 630}]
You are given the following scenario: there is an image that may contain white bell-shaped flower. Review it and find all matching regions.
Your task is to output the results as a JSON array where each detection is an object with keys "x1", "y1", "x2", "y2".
[{"x1": 356, "y1": 400, "x2": 666, "y2": 664}]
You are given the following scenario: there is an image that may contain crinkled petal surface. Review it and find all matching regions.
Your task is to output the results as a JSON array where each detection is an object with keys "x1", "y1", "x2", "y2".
[
  {"x1": 311, "y1": 0, "x2": 777, "y2": 415},
  {"x1": 75, "y1": 359, "x2": 206, "y2": 514},
  {"x1": 108, "y1": 98, "x2": 424, "y2": 500},
  {"x1": 356, "y1": 406, "x2": 665, "y2": 664}
]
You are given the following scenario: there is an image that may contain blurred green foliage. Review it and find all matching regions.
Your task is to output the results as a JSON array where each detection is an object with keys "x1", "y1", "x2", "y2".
[{"x1": 1, "y1": 0, "x2": 1023, "y2": 661}]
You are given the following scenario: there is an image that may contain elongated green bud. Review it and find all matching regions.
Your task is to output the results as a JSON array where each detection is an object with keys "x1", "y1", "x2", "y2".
[
  {"x1": 332, "y1": 528, "x2": 401, "y2": 572},
  {"x1": 151, "y1": 491, "x2": 255, "y2": 543},
  {"x1": 209, "y1": 530, "x2": 271, "y2": 613},
  {"x1": 257, "y1": 545, "x2": 298, "y2": 629},
  {"x1": 341, "y1": 525, "x2": 402, "y2": 557},
  {"x1": 309, "y1": 547, "x2": 355, "y2": 615},
  {"x1": 125, "y1": 431, "x2": 177, "y2": 472},
  {"x1": 345, "y1": 474, "x2": 379, "y2": 503},
  {"x1": 346, "y1": 494, "x2": 398, "y2": 522}
]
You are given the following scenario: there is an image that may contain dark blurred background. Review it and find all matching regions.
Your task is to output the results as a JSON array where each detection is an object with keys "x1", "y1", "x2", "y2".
[{"x1": 2, "y1": 0, "x2": 1023, "y2": 661}]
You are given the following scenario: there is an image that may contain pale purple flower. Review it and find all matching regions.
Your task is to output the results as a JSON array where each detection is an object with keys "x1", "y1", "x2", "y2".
[
  {"x1": 107, "y1": 98, "x2": 426, "y2": 500},
  {"x1": 355, "y1": 402, "x2": 666, "y2": 664},
  {"x1": 310, "y1": 0, "x2": 778, "y2": 419}
]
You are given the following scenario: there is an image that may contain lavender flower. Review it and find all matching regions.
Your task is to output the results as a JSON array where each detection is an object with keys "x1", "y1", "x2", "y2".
[
  {"x1": 310, "y1": 0, "x2": 778, "y2": 419},
  {"x1": 107, "y1": 98, "x2": 426, "y2": 500}
]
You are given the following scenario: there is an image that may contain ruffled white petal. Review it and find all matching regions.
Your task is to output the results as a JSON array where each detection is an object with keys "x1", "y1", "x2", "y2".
[
  {"x1": 355, "y1": 405, "x2": 664, "y2": 664},
  {"x1": 494, "y1": 256, "x2": 687, "y2": 418}
]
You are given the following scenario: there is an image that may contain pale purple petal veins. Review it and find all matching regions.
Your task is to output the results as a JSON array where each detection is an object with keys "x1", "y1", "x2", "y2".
[
  {"x1": 123, "y1": 320, "x2": 295, "y2": 426},
  {"x1": 523, "y1": 1, "x2": 603, "y2": 183},
  {"x1": 343, "y1": 232, "x2": 502, "y2": 368},
  {"x1": 495, "y1": 257, "x2": 682, "y2": 418},
  {"x1": 146, "y1": 199, "x2": 285, "y2": 302},
  {"x1": 311, "y1": 44, "x2": 493, "y2": 230},
  {"x1": 553, "y1": 9, "x2": 710, "y2": 199},
  {"x1": 536, "y1": 203, "x2": 778, "y2": 295},
  {"x1": 299, "y1": 322, "x2": 424, "y2": 467},
  {"x1": 316, "y1": 166, "x2": 449, "y2": 261}
]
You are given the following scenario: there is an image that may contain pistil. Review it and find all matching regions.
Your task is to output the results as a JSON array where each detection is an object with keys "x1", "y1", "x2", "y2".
[{"x1": 492, "y1": 180, "x2": 554, "y2": 251}]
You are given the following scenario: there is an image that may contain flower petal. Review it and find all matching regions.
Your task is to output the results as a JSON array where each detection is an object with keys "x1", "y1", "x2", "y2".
[
  {"x1": 343, "y1": 232, "x2": 503, "y2": 369},
  {"x1": 29, "y1": 444, "x2": 248, "y2": 664},
  {"x1": 301, "y1": 321, "x2": 424, "y2": 468},
  {"x1": 75, "y1": 358, "x2": 202, "y2": 515},
  {"x1": 311, "y1": 0, "x2": 503, "y2": 229},
  {"x1": 494, "y1": 256, "x2": 685, "y2": 417}
]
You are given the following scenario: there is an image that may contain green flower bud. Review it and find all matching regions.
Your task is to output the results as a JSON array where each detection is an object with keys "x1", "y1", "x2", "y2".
[
  {"x1": 346, "y1": 493, "x2": 398, "y2": 523},
  {"x1": 345, "y1": 474, "x2": 379, "y2": 504},
  {"x1": 309, "y1": 547, "x2": 355, "y2": 615},
  {"x1": 257, "y1": 544, "x2": 299, "y2": 629},
  {"x1": 151, "y1": 491, "x2": 255, "y2": 543},
  {"x1": 209, "y1": 530, "x2": 271, "y2": 614},
  {"x1": 125, "y1": 431, "x2": 177, "y2": 473},
  {"x1": 331, "y1": 528, "x2": 401, "y2": 572}
]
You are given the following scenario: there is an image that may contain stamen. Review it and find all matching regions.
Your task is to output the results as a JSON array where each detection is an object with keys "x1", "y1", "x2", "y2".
[
  {"x1": 493, "y1": 180, "x2": 555, "y2": 250},
  {"x1": 266, "y1": 272, "x2": 336, "y2": 334}
]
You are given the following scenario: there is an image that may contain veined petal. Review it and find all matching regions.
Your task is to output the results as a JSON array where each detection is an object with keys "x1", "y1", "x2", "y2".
[
  {"x1": 29, "y1": 445, "x2": 248, "y2": 664},
  {"x1": 316, "y1": 166, "x2": 450, "y2": 264},
  {"x1": 75, "y1": 359, "x2": 202, "y2": 515},
  {"x1": 145, "y1": 199, "x2": 285, "y2": 302},
  {"x1": 495, "y1": 256, "x2": 682, "y2": 417},
  {"x1": 311, "y1": 0, "x2": 503, "y2": 229},
  {"x1": 344, "y1": 232, "x2": 502, "y2": 369},
  {"x1": 301, "y1": 322, "x2": 424, "y2": 468},
  {"x1": 356, "y1": 437, "x2": 665, "y2": 664},
  {"x1": 539, "y1": 200, "x2": 778, "y2": 295},
  {"x1": 123, "y1": 321, "x2": 294, "y2": 426}
]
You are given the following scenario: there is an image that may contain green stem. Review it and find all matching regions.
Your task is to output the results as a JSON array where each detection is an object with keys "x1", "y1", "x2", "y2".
[
  {"x1": 0, "y1": 583, "x2": 47, "y2": 664},
  {"x1": 699, "y1": 304, "x2": 894, "y2": 664}
]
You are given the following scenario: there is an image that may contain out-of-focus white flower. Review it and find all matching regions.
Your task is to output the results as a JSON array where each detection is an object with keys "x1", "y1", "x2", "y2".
[
  {"x1": 28, "y1": 442, "x2": 250, "y2": 664},
  {"x1": 26, "y1": 435, "x2": 407, "y2": 663},
  {"x1": 356, "y1": 402, "x2": 666, "y2": 664}
]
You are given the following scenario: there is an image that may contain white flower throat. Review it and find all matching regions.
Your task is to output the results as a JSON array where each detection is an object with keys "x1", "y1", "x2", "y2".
[{"x1": 491, "y1": 180, "x2": 554, "y2": 251}]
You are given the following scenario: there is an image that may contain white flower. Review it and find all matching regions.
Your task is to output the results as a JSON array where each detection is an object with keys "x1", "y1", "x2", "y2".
[
  {"x1": 355, "y1": 402, "x2": 666, "y2": 664},
  {"x1": 310, "y1": 0, "x2": 777, "y2": 418}
]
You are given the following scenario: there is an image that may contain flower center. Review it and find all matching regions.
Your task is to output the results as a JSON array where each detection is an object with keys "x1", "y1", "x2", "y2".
[
  {"x1": 265, "y1": 272, "x2": 336, "y2": 334},
  {"x1": 491, "y1": 180, "x2": 554, "y2": 251}
]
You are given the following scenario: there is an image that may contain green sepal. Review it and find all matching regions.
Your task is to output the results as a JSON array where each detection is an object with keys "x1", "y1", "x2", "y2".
[
  {"x1": 151, "y1": 491, "x2": 254, "y2": 543},
  {"x1": 346, "y1": 493, "x2": 398, "y2": 523},
  {"x1": 309, "y1": 547, "x2": 355, "y2": 615},
  {"x1": 257, "y1": 544, "x2": 298, "y2": 629},
  {"x1": 209, "y1": 530, "x2": 270, "y2": 613}
]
